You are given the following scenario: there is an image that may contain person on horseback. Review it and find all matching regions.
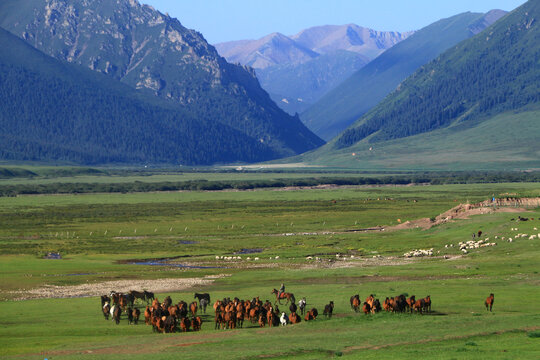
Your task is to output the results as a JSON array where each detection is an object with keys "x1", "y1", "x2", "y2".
[{"x1": 278, "y1": 283, "x2": 285, "y2": 299}]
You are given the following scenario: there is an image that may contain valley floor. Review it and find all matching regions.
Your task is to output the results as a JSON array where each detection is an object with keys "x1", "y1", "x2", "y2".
[{"x1": 0, "y1": 182, "x2": 539, "y2": 359}]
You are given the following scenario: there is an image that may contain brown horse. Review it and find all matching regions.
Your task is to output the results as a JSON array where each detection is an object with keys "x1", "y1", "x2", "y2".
[
  {"x1": 362, "y1": 302, "x2": 371, "y2": 315},
  {"x1": 351, "y1": 295, "x2": 360, "y2": 313},
  {"x1": 413, "y1": 299, "x2": 425, "y2": 314},
  {"x1": 180, "y1": 317, "x2": 191, "y2": 332},
  {"x1": 192, "y1": 316, "x2": 202, "y2": 331},
  {"x1": 190, "y1": 301, "x2": 198, "y2": 316},
  {"x1": 271, "y1": 289, "x2": 295, "y2": 305},
  {"x1": 144, "y1": 306, "x2": 152, "y2": 325},
  {"x1": 258, "y1": 312, "x2": 266, "y2": 327},
  {"x1": 485, "y1": 293, "x2": 494, "y2": 312},
  {"x1": 289, "y1": 312, "x2": 301, "y2": 324},
  {"x1": 423, "y1": 295, "x2": 431, "y2": 313}
]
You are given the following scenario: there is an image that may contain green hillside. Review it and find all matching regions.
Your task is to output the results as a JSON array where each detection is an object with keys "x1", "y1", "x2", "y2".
[
  {"x1": 303, "y1": 108, "x2": 540, "y2": 171},
  {"x1": 0, "y1": 28, "x2": 277, "y2": 165},
  {"x1": 301, "y1": 11, "x2": 506, "y2": 141},
  {"x1": 335, "y1": 1, "x2": 538, "y2": 149}
]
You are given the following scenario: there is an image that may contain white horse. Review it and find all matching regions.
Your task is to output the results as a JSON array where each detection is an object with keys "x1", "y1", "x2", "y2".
[
  {"x1": 280, "y1": 312, "x2": 289, "y2": 326},
  {"x1": 298, "y1": 298, "x2": 306, "y2": 315},
  {"x1": 109, "y1": 304, "x2": 116, "y2": 320}
]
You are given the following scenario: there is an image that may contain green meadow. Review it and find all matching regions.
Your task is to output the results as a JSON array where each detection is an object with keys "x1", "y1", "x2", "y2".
[{"x1": 0, "y1": 181, "x2": 539, "y2": 359}]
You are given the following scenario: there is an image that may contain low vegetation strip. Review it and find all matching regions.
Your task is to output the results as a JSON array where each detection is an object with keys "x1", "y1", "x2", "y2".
[{"x1": 0, "y1": 171, "x2": 538, "y2": 196}]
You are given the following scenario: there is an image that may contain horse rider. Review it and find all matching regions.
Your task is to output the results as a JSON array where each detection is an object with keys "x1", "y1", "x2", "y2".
[{"x1": 278, "y1": 283, "x2": 285, "y2": 299}]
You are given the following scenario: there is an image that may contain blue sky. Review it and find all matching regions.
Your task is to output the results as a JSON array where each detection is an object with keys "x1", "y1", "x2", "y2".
[{"x1": 142, "y1": 0, "x2": 527, "y2": 44}]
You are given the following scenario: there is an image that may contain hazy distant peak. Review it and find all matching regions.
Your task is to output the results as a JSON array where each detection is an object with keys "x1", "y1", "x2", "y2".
[{"x1": 215, "y1": 23, "x2": 413, "y2": 69}]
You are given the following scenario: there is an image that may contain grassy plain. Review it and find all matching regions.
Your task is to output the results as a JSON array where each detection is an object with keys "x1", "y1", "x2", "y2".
[{"x1": 0, "y1": 181, "x2": 539, "y2": 359}]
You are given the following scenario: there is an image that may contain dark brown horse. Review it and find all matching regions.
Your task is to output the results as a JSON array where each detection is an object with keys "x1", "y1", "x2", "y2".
[
  {"x1": 271, "y1": 289, "x2": 295, "y2": 305},
  {"x1": 192, "y1": 316, "x2": 202, "y2": 331},
  {"x1": 129, "y1": 290, "x2": 146, "y2": 304},
  {"x1": 485, "y1": 293, "x2": 494, "y2": 312}
]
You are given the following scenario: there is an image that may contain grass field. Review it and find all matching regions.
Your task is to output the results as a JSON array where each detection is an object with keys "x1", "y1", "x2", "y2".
[{"x1": 0, "y1": 182, "x2": 539, "y2": 359}]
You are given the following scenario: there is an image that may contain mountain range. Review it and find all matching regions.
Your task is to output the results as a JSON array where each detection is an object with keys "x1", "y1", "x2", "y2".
[
  {"x1": 215, "y1": 24, "x2": 412, "y2": 114},
  {"x1": 0, "y1": 0, "x2": 324, "y2": 164},
  {"x1": 0, "y1": 27, "x2": 278, "y2": 164},
  {"x1": 301, "y1": 10, "x2": 507, "y2": 140},
  {"x1": 302, "y1": 0, "x2": 539, "y2": 170}
]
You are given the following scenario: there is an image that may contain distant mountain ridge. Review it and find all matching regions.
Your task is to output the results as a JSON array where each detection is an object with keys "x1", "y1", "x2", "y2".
[
  {"x1": 301, "y1": 10, "x2": 507, "y2": 140},
  {"x1": 215, "y1": 24, "x2": 412, "y2": 69},
  {"x1": 0, "y1": 0, "x2": 324, "y2": 159},
  {"x1": 215, "y1": 24, "x2": 412, "y2": 115}
]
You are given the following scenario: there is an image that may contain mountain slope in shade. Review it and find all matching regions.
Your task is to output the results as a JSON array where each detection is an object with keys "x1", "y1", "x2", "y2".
[
  {"x1": 0, "y1": 0, "x2": 324, "y2": 157},
  {"x1": 302, "y1": 10, "x2": 507, "y2": 141},
  {"x1": 301, "y1": 1, "x2": 539, "y2": 170},
  {"x1": 215, "y1": 24, "x2": 411, "y2": 115},
  {"x1": 0, "y1": 27, "x2": 277, "y2": 165}
]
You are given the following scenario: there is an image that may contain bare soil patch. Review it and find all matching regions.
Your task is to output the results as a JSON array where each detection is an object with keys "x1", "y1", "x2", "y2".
[
  {"x1": 385, "y1": 203, "x2": 532, "y2": 231},
  {"x1": 9, "y1": 274, "x2": 229, "y2": 301}
]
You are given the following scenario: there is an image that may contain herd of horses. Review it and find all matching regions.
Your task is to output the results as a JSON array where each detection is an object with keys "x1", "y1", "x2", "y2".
[
  {"x1": 99, "y1": 289, "x2": 496, "y2": 332},
  {"x1": 350, "y1": 294, "x2": 431, "y2": 314}
]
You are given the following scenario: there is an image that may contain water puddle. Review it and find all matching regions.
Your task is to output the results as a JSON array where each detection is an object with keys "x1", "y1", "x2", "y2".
[{"x1": 131, "y1": 260, "x2": 224, "y2": 269}]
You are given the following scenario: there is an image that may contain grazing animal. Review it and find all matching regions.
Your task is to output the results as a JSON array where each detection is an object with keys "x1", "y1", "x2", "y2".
[
  {"x1": 194, "y1": 293, "x2": 211, "y2": 304},
  {"x1": 236, "y1": 310, "x2": 244, "y2": 328},
  {"x1": 372, "y1": 299, "x2": 382, "y2": 313},
  {"x1": 214, "y1": 312, "x2": 223, "y2": 330},
  {"x1": 362, "y1": 302, "x2": 371, "y2": 315},
  {"x1": 143, "y1": 290, "x2": 155, "y2": 303},
  {"x1": 164, "y1": 315, "x2": 177, "y2": 333},
  {"x1": 199, "y1": 298, "x2": 209, "y2": 314},
  {"x1": 304, "y1": 308, "x2": 318, "y2": 321},
  {"x1": 180, "y1": 317, "x2": 191, "y2": 332},
  {"x1": 280, "y1": 312, "x2": 289, "y2": 326},
  {"x1": 162, "y1": 296, "x2": 172, "y2": 310},
  {"x1": 102, "y1": 302, "x2": 110, "y2": 320},
  {"x1": 298, "y1": 298, "x2": 307, "y2": 315},
  {"x1": 132, "y1": 308, "x2": 140, "y2": 325},
  {"x1": 323, "y1": 301, "x2": 334, "y2": 318},
  {"x1": 267, "y1": 309, "x2": 275, "y2": 327},
  {"x1": 478, "y1": 230, "x2": 483, "y2": 237},
  {"x1": 144, "y1": 306, "x2": 152, "y2": 325},
  {"x1": 413, "y1": 299, "x2": 425, "y2": 314},
  {"x1": 423, "y1": 295, "x2": 431, "y2": 313},
  {"x1": 113, "y1": 305, "x2": 121, "y2": 324},
  {"x1": 351, "y1": 295, "x2": 360, "y2": 312},
  {"x1": 192, "y1": 316, "x2": 202, "y2": 331},
  {"x1": 126, "y1": 307, "x2": 134, "y2": 324},
  {"x1": 271, "y1": 289, "x2": 295, "y2": 305},
  {"x1": 289, "y1": 312, "x2": 301, "y2": 324},
  {"x1": 485, "y1": 293, "x2": 494, "y2": 312},
  {"x1": 382, "y1": 297, "x2": 392, "y2": 312},
  {"x1": 258, "y1": 312, "x2": 266, "y2": 327},
  {"x1": 101, "y1": 295, "x2": 110, "y2": 307},
  {"x1": 406, "y1": 296, "x2": 416, "y2": 313},
  {"x1": 190, "y1": 301, "x2": 198, "y2": 316},
  {"x1": 289, "y1": 302, "x2": 297, "y2": 314},
  {"x1": 129, "y1": 290, "x2": 146, "y2": 304}
]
